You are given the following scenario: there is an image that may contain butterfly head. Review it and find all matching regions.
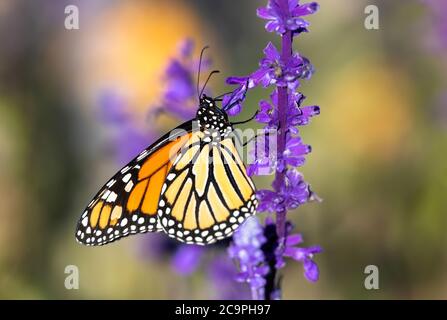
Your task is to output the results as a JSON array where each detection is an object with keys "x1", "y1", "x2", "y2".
[{"x1": 197, "y1": 94, "x2": 231, "y2": 134}]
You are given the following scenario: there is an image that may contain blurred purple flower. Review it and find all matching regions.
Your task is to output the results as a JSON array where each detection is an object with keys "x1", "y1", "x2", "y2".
[
  {"x1": 172, "y1": 245, "x2": 205, "y2": 276},
  {"x1": 257, "y1": 0, "x2": 319, "y2": 35},
  {"x1": 228, "y1": 217, "x2": 270, "y2": 300},
  {"x1": 99, "y1": 91, "x2": 155, "y2": 164},
  {"x1": 207, "y1": 256, "x2": 251, "y2": 300},
  {"x1": 156, "y1": 39, "x2": 211, "y2": 120},
  {"x1": 99, "y1": 91, "x2": 130, "y2": 124},
  {"x1": 423, "y1": 0, "x2": 447, "y2": 49}
]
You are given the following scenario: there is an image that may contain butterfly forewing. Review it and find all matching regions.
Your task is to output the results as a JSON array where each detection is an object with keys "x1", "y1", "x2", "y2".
[{"x1": 75, "y1": 122, "x2": 194, "y2": 246}]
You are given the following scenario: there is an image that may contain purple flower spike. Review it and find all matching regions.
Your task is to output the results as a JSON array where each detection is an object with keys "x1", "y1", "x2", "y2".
[
  {"x1": 226, "y1": 0, "x2": 322, "y2": 299},
  {"x1": 228, "y1": 217, "x2": 269, "y2": 299},
  {"x1": 257, "y1": 0, "x2": 319, "y2": 35}
]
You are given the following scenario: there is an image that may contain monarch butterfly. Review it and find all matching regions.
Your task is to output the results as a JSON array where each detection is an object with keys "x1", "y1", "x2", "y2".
[{"x1": 75, "y1": 59, "x2": 258, "y2": 246}]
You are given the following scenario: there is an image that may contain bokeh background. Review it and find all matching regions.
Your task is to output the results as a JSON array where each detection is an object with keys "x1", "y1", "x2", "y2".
[{"x1": 1, "y1": 0, "x2": 446, "y2": 299}]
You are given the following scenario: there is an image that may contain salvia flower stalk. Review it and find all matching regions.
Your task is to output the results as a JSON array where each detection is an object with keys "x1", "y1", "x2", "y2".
[{"x1": 226, "y1": 0, "x2": 322, "y2": 300}]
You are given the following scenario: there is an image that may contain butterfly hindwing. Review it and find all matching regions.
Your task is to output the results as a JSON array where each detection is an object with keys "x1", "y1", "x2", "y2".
[
  {"x1": 75, "y1": 121, "x2": 194, "y2": 246},
  {"x1": 157, "y1": 132, "x2": 258, "y2": 245}
]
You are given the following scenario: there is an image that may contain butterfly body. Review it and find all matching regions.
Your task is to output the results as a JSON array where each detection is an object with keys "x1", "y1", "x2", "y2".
[{"x1": 76, "y1": 95, "x2": 257, "y2": 246}]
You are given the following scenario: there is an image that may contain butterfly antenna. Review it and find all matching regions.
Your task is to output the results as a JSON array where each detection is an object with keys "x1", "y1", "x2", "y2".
[
  {"x1": 197, "y1": 46, "x2": 210, "y2": 100},
  {"x1": 199, "y1": 70, "x2": 220, "y2": 99}
]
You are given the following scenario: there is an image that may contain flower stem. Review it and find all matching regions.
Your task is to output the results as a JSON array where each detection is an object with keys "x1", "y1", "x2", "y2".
[{"x1": 274, "y1": 16, "x2": 293, "y2": 241}]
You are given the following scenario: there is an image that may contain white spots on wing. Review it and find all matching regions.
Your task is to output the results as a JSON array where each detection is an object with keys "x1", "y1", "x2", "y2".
[
  {"x1": 120, "y1": 218, "x2": 128, "y2": 227},
  {"x1": 125, "y1": 181, "x2": 134, "y2": 192},
  {"x1": 137, "y1": 150, "x2": 149, "y2": 161},
  {"x1": 122, "y1": 173, "x2": 132, "y2": 183},
  {"x1": 120, "y1": 166, "x2": 131, "y2": 174},
  {"x1": 87, "y1": 199, "x2": 96, "y2": 208},
  {"x1": 81, "y1": 217, "x2": 88, "y2": 227},
  {"x1": 138, "y1": 217, "x2": 145, "y2": 224},
  {"x1": 106, "y1": 191, "x2": 118, "y2": 203},
  {"x1": 106, "y1": 179, "x2": 116, "y2": 188},
  {"x1": 167, "y1": 173, "x2": 176, "y2": 181},
  {"x1": 102, "y1": 190, "x2": 111, "y2": 199}
]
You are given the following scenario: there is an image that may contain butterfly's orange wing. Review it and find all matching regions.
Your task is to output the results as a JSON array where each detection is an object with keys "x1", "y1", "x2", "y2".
[{"x1": 75, "y1": 124, "x2": 193, "y2": 246}]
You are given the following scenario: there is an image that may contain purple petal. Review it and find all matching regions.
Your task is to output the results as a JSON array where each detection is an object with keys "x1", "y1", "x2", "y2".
[
  {"x1": 292, "y1": 2, "x2": 320, "y2": 17},
  {"x1": 256, "y1": 7, "x2": 276, "y2": 20},
  {"x1": 226, "y1": 76, "x2": 249, "y2": 85},
  {"x1": 226, "y1": 103, "x2": 242, "y2": 116},
  {"x1": 286, "y1": 234, "x2": 303, "y2": 246},
  {"x1": 99, "y1": 91, "x2": 129, "y2": 124},
  {"x1": 263, "y1": 42, "x2": 280, "y2": 61},
  {"x1": 179, "y1": 38, "x2": 194, "y2": 57},
  {"x1": 303, "y1": 259, "x2": 319, "y2": 282}
]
